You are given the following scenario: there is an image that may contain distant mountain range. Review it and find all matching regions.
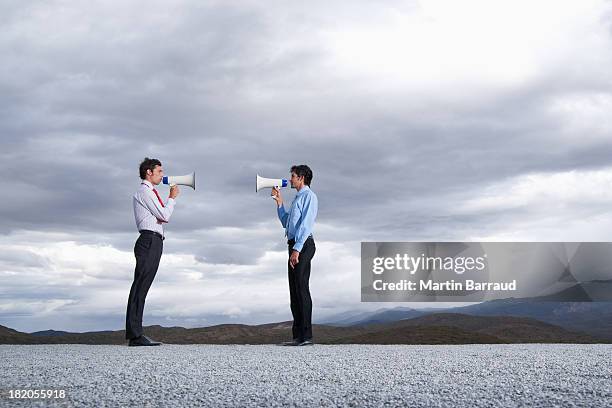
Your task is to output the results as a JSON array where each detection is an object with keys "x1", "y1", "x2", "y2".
[
  {"x1": 320, "y1": 307, "x2": 427, "y2": 326},
  {"x1": 1, "y1": 308, "x2": 609, "y2": 345},
  {"x1": 320, "y1": 306, "x2": 426, "y2": 326},
  {"x1": 2, "y1": 298, "x2": 610, "y2": 345},
  {"x1": 324, "y1": 300, "x2": 612, "y2": 341}
]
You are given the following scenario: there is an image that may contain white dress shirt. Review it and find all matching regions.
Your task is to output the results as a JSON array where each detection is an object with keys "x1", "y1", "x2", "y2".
[{"x1": 133, "y1": 180, "x2": 176, "y2": 236}]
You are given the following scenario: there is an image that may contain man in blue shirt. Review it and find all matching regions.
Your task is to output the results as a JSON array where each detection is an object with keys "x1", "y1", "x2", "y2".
[{"x1": 272, "y1": 165, "x2": 318, "y2": 346}]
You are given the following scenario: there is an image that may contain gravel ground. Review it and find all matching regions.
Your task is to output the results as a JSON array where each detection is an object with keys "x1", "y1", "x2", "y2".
[{"x1": 0, "y1": 344, "x2": 610, "y2": 407}]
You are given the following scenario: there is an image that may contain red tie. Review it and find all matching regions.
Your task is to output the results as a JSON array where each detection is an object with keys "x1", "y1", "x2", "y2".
[{"x1": 153, "y1": 188, "x2": 165, "y2": 208}]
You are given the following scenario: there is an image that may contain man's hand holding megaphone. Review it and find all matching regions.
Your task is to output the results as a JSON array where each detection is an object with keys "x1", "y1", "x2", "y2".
[
  {"x1": 271, "y1": 186, "x2": 283, "y2": 207},
  {"x1": 169, "y1": 185, "x2": 180, "y2": 200}
]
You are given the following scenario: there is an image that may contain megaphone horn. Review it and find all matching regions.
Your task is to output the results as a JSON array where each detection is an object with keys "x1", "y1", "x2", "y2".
[
  {"x1": 256, "y1": 174, "x2": 288, "y2": 192},
  {"x1": 162, "y1": 172, "x2": 196, "y2": 190}
]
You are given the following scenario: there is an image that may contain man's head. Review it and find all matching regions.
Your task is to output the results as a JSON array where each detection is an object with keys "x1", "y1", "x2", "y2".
[
  {"x1": 290, "y1": 165, "x2": 313, "y2": 189},
  {"x1": 139, "y1": 157, "x2": 164, "y2": 185}
]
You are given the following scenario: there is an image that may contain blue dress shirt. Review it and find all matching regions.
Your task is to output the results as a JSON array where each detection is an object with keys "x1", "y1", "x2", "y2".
[{"x1": 277, "y1": 185, "x2": 318, "y2": 252}]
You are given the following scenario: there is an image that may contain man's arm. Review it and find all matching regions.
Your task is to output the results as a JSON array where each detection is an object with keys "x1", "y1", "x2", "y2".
[
  {"x1": 140, "y1": 188, "x2": 176, "y2": 223},
  {"x1": 272, "y1": 187, "x2": 289, "y2": 228},
  {"x1": 292, "y1": 192, "x2": 317, "y2": 252},
  {"x1": 277, "y1": 205, "x2": 289, "y2": 228}
]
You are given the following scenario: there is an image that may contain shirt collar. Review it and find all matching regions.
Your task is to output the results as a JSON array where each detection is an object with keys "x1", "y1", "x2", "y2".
[
  {"x1": 141, "y1": 179, "x2": 154, "y2": 189},
  {"x1": 296, "y1": 185, "x2": 310, "y2": 196}
]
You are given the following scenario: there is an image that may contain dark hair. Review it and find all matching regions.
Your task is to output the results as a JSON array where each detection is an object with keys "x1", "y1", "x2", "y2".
[
  {"x1": 291, "y1": 164, "x2": 313, "y2": 186},
  {"x1": 139, "y1": 157, "x2": 162, "y2": 179}
]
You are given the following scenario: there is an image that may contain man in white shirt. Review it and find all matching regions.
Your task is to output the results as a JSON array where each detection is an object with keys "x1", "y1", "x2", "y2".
[{"x1": 126, "y1": 157, "x2": 179, "y2": 346}]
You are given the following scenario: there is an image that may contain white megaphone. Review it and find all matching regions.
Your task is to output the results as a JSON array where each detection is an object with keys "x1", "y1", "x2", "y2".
[
  {"x1": 256, "y1": 174, "x2": 288, "y2": 192},
  {"x1": 162, "y1": 172, "x2": 196, "y2": 190}
]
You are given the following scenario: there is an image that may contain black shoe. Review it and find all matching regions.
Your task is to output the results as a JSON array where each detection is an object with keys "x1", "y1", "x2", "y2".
[
  {"x1": 297, "y1": 339, "x2": 314, "y2": 346},
  {"x1": 278, "y1": 339, "x2": 300, "y2": 346},
  {"x1": 128, "y1": 335, "x2": 162, "y2": 347}
]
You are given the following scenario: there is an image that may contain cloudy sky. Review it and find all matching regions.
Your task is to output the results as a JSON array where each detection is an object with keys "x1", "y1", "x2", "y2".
[{"x1": 2, "y1": 0, "x2": 612, "y2": 332}]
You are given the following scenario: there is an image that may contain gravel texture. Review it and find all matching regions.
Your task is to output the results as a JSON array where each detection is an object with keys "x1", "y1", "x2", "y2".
[{"x1": 1, "y1": 344, "x2": 610, "y2": 407}]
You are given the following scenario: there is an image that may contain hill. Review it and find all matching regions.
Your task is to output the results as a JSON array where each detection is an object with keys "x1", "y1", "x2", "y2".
[{"x1": 0, "y1": 313, "x2": 606, "y2": 345}]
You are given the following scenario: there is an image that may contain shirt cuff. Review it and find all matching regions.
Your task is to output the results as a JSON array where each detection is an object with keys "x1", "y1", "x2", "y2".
[{"x1": 292, "y1": 241, "x2": 304, "y2": 252}]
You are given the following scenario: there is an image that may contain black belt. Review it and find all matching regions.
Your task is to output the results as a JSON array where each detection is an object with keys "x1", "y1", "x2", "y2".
[
  {"x1": 139, "y1": 230, "x2": 164, "y2": 240},
  {"x1": 287, "y1": 235, "x2": 313, "y2": 245}
]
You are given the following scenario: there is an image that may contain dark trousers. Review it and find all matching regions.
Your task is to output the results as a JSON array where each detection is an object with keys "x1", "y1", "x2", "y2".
[
  {"x1": 287, "y1": 236, "x2": 316, "y2": 341},
  {"x1": 125, "y1": 232, "x2": 163, "y2": 339}
]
